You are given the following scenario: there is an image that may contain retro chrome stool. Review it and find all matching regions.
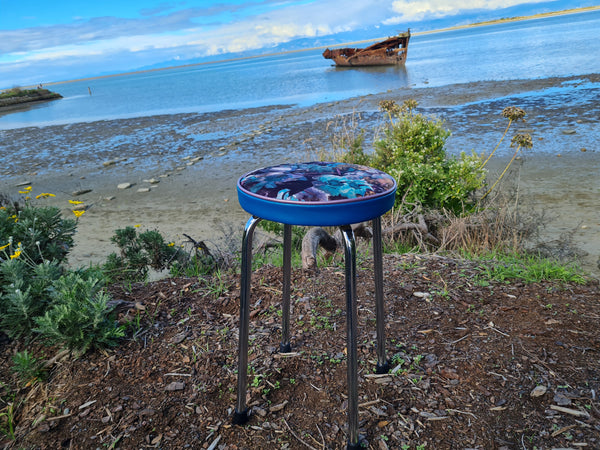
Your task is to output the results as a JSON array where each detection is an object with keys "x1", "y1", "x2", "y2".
[{"x1": 233, "y1": 161, "x2": 396, "y2": 449}]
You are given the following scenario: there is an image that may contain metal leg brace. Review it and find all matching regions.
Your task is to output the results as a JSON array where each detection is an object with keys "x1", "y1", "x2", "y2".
[
  {"x1": 340, "y1": 225, "x2": 360, "y2": 449},
  {"x1": 372, "y1": 216, "x2": 389, "y2": 374},
  {"x1": 280, "y1": 224, "x2": 292, "y2": 352},
  {"x1": 233, "y1": 216, "x2": 262, "y2": 425}
]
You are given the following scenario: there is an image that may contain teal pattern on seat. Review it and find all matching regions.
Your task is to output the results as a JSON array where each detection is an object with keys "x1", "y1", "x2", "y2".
[{"x1": 238, "y1": 161, "x2": 395, "y2": 204}]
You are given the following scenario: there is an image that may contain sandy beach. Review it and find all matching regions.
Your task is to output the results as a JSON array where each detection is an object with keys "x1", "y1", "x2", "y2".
[{"x1": 1, "y1": 74, "x2": 599, "y2": 277}]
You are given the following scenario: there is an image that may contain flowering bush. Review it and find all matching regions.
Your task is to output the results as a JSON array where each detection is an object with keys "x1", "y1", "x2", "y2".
[{"x1": 0, "y1": 189, "x2": 122, "y2": 353}]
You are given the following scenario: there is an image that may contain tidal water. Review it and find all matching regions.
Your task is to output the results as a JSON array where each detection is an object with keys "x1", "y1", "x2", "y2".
[{"x1": 1, "y1": 8, "x2": 599, "y2": 131}]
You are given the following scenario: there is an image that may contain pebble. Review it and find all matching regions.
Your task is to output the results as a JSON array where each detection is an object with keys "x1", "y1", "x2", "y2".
[
  {"x1": 117, "y1": 183, "x2": 132, "y2": 189},
  {"x1": 72, "y1": 189, "x2": 92, "y2": 196},
  {"x1": 137, "y1": 188, "x2": 151, "y2": 193},
  {"x1": 165, "y1": 381, "x2": 185, "y2": 391},
  {"x1": 562, "y1": 128, "x2": 577, "y2": 135},
  {"x1": 103, "y1": 160, "x2": 117, "y2": 167},
  {"x1": 143, "y1": 178, "x2": 160, "y2": 184}
]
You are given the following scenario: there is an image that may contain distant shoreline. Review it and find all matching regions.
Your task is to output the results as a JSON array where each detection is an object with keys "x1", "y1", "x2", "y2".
[
  {"x1": 0, "y1": 88, "x2": 62, "y2": 107},
  {"x1": 35, "y1": 5, "x2": 600, "y2": 89}
]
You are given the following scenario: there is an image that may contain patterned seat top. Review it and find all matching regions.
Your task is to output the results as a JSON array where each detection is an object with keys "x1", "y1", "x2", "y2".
[{"x1": 238, "y1": 161, "x2": 396, "y2": 204}]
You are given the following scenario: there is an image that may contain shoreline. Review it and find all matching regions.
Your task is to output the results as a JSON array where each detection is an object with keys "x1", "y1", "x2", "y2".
[{"x1": 1, "y1": 75, "x2": 598, "y2": 277}]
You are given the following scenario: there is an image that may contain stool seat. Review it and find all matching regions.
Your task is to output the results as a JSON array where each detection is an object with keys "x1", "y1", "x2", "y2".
[{"x1": 237, "y1": 161, "x2": 397, "y2": 226}]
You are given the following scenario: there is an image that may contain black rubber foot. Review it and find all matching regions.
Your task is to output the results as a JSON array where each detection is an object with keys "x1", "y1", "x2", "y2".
[
  {"x1": 280, "y1": 342, "x2": 292, "y2": 353},
  {"x1": 375, "y1": 361, "x2": 390, "y2": 374},
  {"x1": 232, "y1": 408, "x2": 250, "y2": 425}
]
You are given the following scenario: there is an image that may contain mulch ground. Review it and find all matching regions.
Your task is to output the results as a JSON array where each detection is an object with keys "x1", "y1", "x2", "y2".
[{"x1": 1, "y1": 253, "x2": 599, "y2": 449}]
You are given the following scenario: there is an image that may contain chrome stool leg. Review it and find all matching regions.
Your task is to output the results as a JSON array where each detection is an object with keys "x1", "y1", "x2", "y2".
[
  {"x1": 340, "y1": 225, "x2": 360, "y2": 449},
  {"x1": 372, "y1": 216, "x2": 389, "y2": 374},
  {"x1": 233, "y1": 216, "x2": 262, "y2": 425},
  {"x1": 280, "y1": 224, "x2": 292, "y2": 352}
]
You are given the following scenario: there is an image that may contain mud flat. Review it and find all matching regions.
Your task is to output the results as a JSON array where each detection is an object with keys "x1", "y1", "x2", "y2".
[{"x1": 1, "y1": 74, "x2": 598, "y2": 276}]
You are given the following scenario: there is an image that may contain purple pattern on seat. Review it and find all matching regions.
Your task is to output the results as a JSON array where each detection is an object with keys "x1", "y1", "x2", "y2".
[{"x1": 238, "y1": 162, "x2": 395, "y2": 203}]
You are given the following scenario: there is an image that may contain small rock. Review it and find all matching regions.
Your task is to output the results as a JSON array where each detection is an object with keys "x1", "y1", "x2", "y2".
[
  {"x1": 254, "y1": 407, "x2": 267, "y2": 417},
  {"x1": 562, "y1": 128, "x2": 576, "y2": 135},
  {"x1": 553, "y1": 392, "x2": 572, "y2": 406},
  {"x1": 143, "y1": 178, "x2": 160, "y2": 184},
  {"x1": 103, "y1": 160, "x2": 117, "y2": 167},
  {"x1": 72, "y1": 189, "x2": 92, "y2": 196},
  {"x1": 530, "y1": 385, "x2": 547, "y2": 397},
  {"x1": 15, "y1": 180, "x2": 32, "y2": 187},
  {"x1": 137, "y1": 187, "x2": 151, "y2": 193},
  {"x1": 413, "y1": 292, "x2": 431, "y2": 299},
  {"x1": 269, "y1": 400, "x2": 288, "y2": 413},
  {"x1": 165, "y1": 381, "x2": 185, "y2": 391},
  {"x1": 117, "y1": 183, "x2": 132, "y2": 190},
  {"x1": 170, "y1": 332, "x2": 187, "y2": 344}
]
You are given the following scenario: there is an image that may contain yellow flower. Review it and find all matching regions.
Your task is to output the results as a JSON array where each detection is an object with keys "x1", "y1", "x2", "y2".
[
  {"x1": 9, "y1": 214, "x2": 18, "y2": 223},
  {"x1": 134, "y1": 224, "x2": 141, "y2": 228},
  {"x1": 35, "y1": 193, "x2": 56, "y2": 199},
  {"x1": 168, "y1": 242, "x2": 175, "y2": 247},
  {"x1": 25, "y1": 196, "x2": 31, "y2": 200},
  {"x1": 0, "y1": 243, "x2": 9, "y2": 251},
  {"x1": 69, "y1": 200, "x2": 84, "y2": 205},
  {"x1": 10, "y1": 249, "x2": 21, "y2": 259},
  {"x1": 73, "y1": 210, "x2": 86, "y2": 218},
  {"x1": 18, "y1": 186, "x2": 32, "y2": 194}
]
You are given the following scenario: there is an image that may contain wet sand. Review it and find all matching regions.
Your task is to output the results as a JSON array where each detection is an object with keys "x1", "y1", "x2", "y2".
[{"x1": 1, "y1": 74, "x2": 599, "y2": 277}]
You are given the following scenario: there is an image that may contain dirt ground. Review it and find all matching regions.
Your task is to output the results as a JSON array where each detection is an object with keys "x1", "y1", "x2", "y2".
[{"x1": 1, "y1": 252, "x2": 599, "y2": 449}]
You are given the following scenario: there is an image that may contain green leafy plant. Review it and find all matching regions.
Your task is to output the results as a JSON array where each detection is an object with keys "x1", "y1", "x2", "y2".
[
  {"x1": 0, "y1": 401, "x2": 16, "y2": 440},
  {"x1": 0, "y1": 258, "x2": 64, "y2": 340},
  {"x1": 103, "y1": 226, "x2": 185, "y2": 283},
  {"x1": 33, "y1": 272, "x2": 125, "y2": 354},
  {"x1": 11, "y1": 350, "x2": 46, "y2": 384},
  {"x1": 0, "y1": 200, "x2": 76, "y2": 265},
  {"x1": 336, "y1": 100, "x2": 486, "y2": 214}
]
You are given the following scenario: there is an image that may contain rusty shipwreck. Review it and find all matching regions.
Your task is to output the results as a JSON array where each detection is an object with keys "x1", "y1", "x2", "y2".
[{"x1": 322, "y1": 30, "x2": 410, "y2": 67}]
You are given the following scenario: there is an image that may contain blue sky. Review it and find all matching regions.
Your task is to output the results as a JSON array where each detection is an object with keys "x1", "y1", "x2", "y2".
[{"x1": 0, "y1": 0, "x2": 593, "y2": 88}]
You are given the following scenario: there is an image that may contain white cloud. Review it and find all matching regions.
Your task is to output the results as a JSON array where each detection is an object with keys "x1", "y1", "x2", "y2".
[{"x1": 389, "y1": 0, "x2": 550, "y2": 21}]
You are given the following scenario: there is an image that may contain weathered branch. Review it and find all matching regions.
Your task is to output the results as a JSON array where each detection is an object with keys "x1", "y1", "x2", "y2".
[
  {"x1": 301, "y1": 214, "x2": 443, "y2": 271},
  {"x1": 301, "y1": 222, "x2": 374, "y2": 270},
  {"x1": 302, "y1": 227, "x2": 338, "y2": 270}
]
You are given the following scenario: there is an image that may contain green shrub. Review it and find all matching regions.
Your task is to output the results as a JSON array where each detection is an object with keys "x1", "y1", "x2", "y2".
[
  {"x1": 103, "y1": 226, "x2": 185, "y2": 283},
  {"x1": 33, "y1": 272, "x2": 124, "y2": 354},
  {"x1": 337, "y1": 100, "x2": 486, "y2": 214},
  {"x1": 0, "y1": 259, "x2": 63, "y2": 339},
  {"x1": 0, "y1": 202, "x2": 76, "y2": 265}
]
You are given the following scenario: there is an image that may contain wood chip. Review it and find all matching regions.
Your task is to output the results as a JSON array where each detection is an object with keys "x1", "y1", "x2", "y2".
[
  {"x1": 269, "y1": 400, "x2": 288, "y2": 413},
  {"x1": 78, "y1": 400, "x2": 97, "y2": 410},
  {"x1": 550, "y1": 405, "x2": 590, "y2": 418}
]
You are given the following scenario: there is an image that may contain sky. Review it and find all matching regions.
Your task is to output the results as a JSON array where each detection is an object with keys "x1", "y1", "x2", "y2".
[{"x1": 0, "y1": 0, "x2": 593, "y2": 88}]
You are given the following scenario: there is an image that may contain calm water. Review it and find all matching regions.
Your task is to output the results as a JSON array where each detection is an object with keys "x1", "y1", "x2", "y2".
[{"x1": 1, "y1": 9, "x2": 599, "y2": 131}]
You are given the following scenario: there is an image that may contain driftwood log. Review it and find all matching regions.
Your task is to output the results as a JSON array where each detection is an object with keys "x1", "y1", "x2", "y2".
[{"x1": 301, "y1": 214, "x2": 440, "y2": 270}]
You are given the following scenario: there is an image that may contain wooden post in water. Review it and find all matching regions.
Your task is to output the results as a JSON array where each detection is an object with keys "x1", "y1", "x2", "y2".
[{"x1": 88, "y1": 87, "x2": 92, "y2": 95}]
